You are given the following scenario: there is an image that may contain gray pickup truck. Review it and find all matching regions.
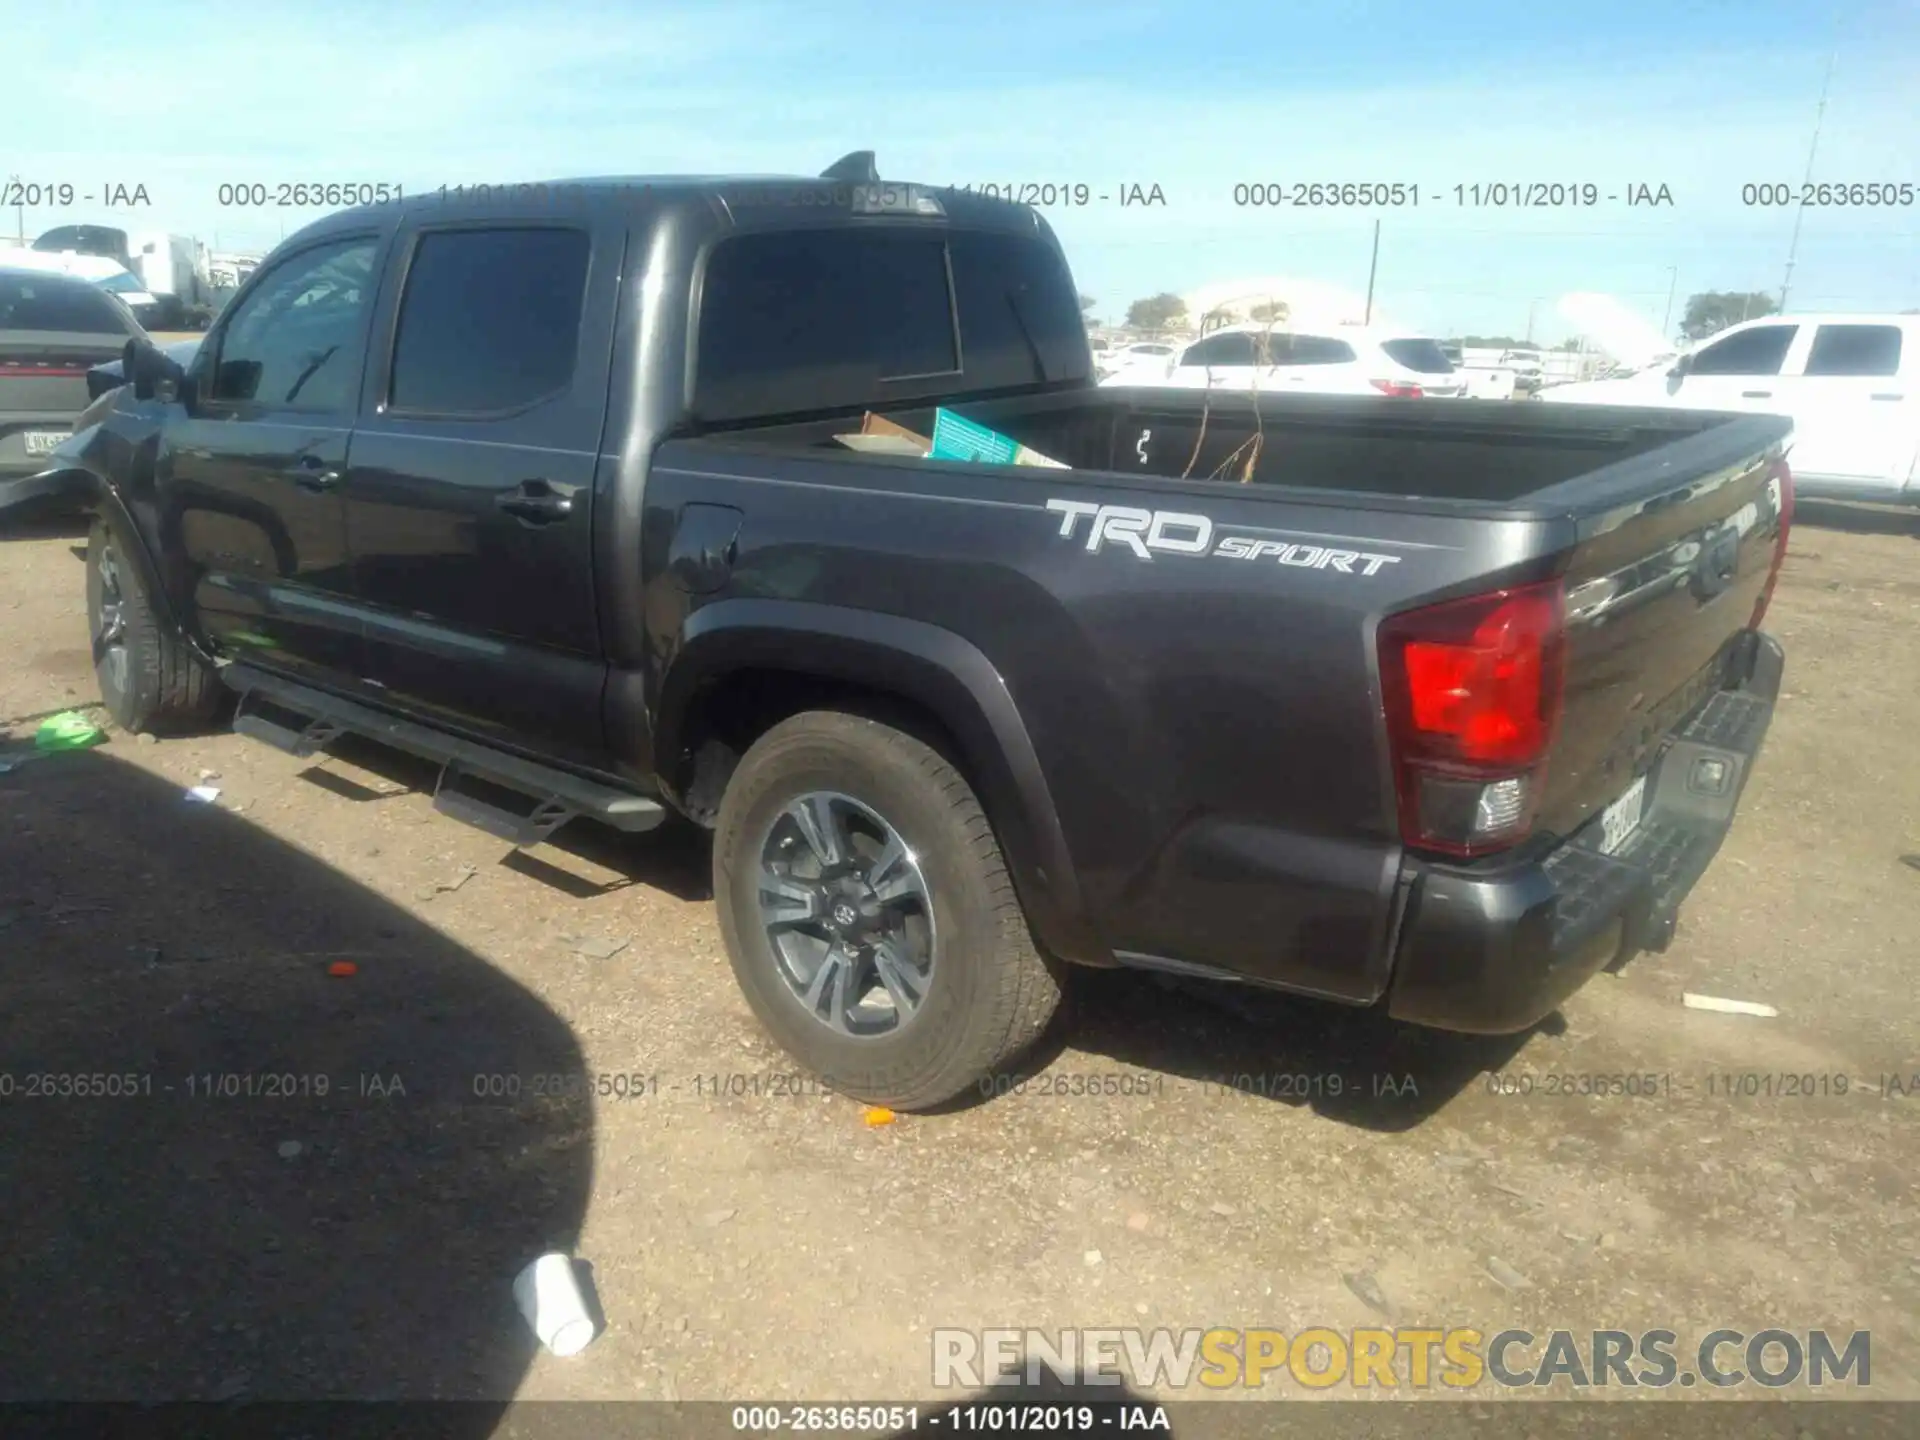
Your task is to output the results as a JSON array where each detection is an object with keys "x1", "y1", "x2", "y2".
[{"x1": 12, "y1": 153, "x2": 1792, "y2": 1108}]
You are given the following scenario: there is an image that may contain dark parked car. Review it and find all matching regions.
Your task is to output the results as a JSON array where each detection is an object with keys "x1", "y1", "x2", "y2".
[
  {"x1": 0, "y1": 266, "x2": 145, "y2": 491},
  {"x1": 9, "y1": 155, "x2": 1793, "y2": 1109}
]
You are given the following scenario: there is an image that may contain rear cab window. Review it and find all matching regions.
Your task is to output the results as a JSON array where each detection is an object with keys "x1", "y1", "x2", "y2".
[
  {"x1": 0, "y1": 273, "x2": 136, "y2": 335},
  {"x1": 692, "y1": 224, "x2": 1089, "y2": 424}
]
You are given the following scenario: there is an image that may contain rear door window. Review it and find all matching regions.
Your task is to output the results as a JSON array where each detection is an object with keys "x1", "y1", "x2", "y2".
[
  {"x1": 388, "y1": 227, "x2": 591, "y2": 414},
  {"x1": 1179, "y1": 333, "x2": 1259, "y2": 367},
  {"x1": 1803, "y1": 324, "x2": 1902, "y2": 377},
  {"x1": 1287, "y1": 335, "x2": 1359, "y2": 366},
  {"x1": 1380, "y1": 338, "x2": 1453, "y2": 373}
]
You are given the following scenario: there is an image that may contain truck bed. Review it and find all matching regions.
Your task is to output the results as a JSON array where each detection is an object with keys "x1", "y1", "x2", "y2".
[
  {"x1": 713, "y1": 387, "x2": 1770, "y2": 508},
  {"x1": 658, "y1": 389, "x2": 1790, "y2": 1004}
]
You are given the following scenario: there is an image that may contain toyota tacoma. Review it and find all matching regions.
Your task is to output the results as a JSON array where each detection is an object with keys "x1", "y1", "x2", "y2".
[{"x1": 8, "y1": 153, "x2": 1792, "y2": 1109}]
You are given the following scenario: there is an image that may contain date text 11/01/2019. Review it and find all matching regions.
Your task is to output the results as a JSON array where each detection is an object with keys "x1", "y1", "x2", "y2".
[{"x1": 1232, "y1": 181, "x2": 1675, "y2": 208}]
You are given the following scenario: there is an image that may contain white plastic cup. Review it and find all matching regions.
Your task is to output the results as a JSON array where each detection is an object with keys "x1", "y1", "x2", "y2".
[{"x1": 513, "y1": 1253, "x2": 597, "y2": 1357}]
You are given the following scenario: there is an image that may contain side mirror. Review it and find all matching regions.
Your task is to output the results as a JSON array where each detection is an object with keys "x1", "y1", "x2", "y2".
[
  {"x1": 124, "y1": 336, "x2": 189, "y2": 402},
  {"x1": 1667, "y1": 354, "x2": 1692, "y2": 379}
]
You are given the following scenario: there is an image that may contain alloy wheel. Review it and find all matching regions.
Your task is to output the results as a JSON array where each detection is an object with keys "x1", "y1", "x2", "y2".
[{"x1": 754, "y1": 790, "x2": 937, "y2": 1038}]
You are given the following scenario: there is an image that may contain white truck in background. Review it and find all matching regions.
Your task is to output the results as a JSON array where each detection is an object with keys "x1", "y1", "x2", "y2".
[
  {"x1": 206, "y1": 250, "x2": 265, "y2": 318},
  {"x1": 1541, "y1": 311, "x2": 1920, "y2": 506},
  {"x1": 31, "y1": 225, "x2": 218, "y2": 330}
]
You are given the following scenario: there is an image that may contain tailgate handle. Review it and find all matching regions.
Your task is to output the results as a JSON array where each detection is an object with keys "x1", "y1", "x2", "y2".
[{"x1": 1690, "y1": 528, "x2": 1741, "y2": 599}]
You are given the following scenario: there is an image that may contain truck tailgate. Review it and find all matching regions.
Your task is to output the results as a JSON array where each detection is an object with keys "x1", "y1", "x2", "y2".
[{"x1": 1529, "y1": 417, "x2": 1791, "y2": 843}]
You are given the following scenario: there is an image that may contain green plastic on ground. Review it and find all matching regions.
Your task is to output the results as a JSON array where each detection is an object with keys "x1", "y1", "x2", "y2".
[{"x1": 34, "y1": 711, "x2": 107, "y2": 752}]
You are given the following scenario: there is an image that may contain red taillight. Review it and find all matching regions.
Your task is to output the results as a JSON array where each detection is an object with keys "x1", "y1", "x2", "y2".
[
  {"x1": 1748, "y1": 457, "x2": 1793, "y2": 631},
  {"x1": 0, "y1": 360, "x2": 90, "y2": 376},
  {"x1": 1370, "y1": 379, "x2": 1424, "y2": 397},
  {"x1": 1378, "y1": 580, "x2": 1566, "y2": 857}
]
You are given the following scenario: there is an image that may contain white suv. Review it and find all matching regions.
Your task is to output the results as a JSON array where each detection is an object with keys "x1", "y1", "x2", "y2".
[
  {"x1": 1095, "y1": 340, "x2": 1182, "y2": 380},
  {"x1": 1107, "y1": 324, "x2": 1466, "y2": 398}
]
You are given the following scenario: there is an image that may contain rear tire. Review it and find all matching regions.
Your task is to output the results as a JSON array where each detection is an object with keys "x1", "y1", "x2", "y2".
[
  {"x1": 86, "y1": 518, "x2": 226, "y2": 735},
  {"x1": 713, "y1": 710, "x2": 1063, "y2": 1110}
]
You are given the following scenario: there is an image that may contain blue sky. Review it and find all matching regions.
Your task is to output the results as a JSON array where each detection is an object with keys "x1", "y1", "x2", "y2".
[{"x1": 6, "y1": 1, "x2": 1918, "y2": 341}]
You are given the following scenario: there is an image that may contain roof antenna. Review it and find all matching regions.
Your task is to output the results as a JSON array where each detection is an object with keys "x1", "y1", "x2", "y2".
[{"x1": 821, "y1": 151, "x2": 878, "y2": 183}]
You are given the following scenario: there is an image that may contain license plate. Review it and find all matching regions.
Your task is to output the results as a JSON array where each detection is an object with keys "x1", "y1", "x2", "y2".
[
  {"x1": 23, "y1": 430, "x2": 66, "y2": 456},
  {"x1": 1598, "y1": 774, "x2": 1648, "y2": 856}
]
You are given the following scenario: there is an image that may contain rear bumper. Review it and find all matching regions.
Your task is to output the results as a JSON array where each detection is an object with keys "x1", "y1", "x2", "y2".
[{"x1": 1385, "y1": 630, "x2": 1784, "y2": 1034}]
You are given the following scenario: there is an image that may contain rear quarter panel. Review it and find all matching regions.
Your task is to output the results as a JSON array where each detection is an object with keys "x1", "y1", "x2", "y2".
[{"x1": 645, "y1": 444, "x2": 1568, "y2": 1002}]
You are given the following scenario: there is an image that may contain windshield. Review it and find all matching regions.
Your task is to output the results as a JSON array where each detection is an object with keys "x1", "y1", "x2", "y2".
[
  {"x1": 96, "y1": 271, "x2": 147, "y2": 295},
  {"x1": 1380, "y1": 338, "x2": 1455, "y2": 374}
]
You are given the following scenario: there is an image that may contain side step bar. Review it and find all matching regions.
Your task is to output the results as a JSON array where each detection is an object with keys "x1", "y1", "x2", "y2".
[{"x1": 224, "y1": 664, "x2": 667, "y2": 847}]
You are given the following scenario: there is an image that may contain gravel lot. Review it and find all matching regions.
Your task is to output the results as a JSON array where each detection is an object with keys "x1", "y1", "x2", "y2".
[{"x1": 1, "y1": 502, "x2": 1916, "y2": 1425}]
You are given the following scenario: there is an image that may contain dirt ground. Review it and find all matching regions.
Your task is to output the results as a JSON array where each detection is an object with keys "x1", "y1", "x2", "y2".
[{"x1": 1, "y1": 502, "x2": 1916, "y2": 1426}]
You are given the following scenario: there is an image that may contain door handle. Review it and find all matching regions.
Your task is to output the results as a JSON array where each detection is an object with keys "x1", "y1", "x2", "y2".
[
  {"x1": 495, "y1": 478, "x2": 576, "y2": 524},
  {"x1": 282, "y1": 457, "x2": 340, "y2": 491},
  {"x1": 1741, "y1": 390, "x2": 1772, "y2": 399}
]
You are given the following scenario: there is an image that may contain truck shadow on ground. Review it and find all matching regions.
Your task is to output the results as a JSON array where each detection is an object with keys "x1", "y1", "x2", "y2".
[
  {"x1": 0, "y1": 511, "x2": 91, "y2": 544},
  {"x1": 286, "y1": 738, "x2": 1538, "y2": 1133},
  {"x1": 1041, "y1": 968, "x2": 1551, "y2": 1133},
  {"x1": 0, "y1": 746, "x2": 591, "y2": 1420},
  {"x1": 1793, "y1": 500, "x2": 1920, "y2": 539}
]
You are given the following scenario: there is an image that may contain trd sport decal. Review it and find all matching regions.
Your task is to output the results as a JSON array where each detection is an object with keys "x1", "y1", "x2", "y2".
[{"x1": 1045, "y1": 499, "x2": 1402, "y2": 576}]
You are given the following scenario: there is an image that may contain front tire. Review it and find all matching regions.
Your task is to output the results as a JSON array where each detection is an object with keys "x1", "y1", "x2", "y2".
[
  {"x1": 87, "y1": 519, "x2": 225, "y2": 735},
  {"x1": 713, "y1": 711, "x2": 1063, "y2": 1110}
]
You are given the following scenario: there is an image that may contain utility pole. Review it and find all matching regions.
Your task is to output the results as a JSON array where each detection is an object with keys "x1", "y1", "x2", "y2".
[
  {"x1": 1662, "y1": 267, "x2": 1678, "y2": 340},
  {"x1": 1525, "y1": 298, "x2": 1539, "y2": 345},
  {"x1": 1780, "y1": 31, "x2": 1840, "y2": 311},
  {"x1": 1363, "y1": 218, "x2": 1381, "y2": 324}
]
